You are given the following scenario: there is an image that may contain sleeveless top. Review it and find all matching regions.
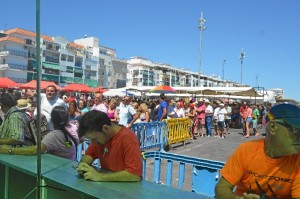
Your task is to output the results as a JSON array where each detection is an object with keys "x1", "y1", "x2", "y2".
[{"x1": 107, "y1": 110, "x2": 116, "y2": 119}]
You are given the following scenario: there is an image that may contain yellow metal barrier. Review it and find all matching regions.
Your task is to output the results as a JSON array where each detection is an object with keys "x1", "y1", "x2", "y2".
[{"x1": 163, "y1": 118, "x2": 191, "y2": 145}]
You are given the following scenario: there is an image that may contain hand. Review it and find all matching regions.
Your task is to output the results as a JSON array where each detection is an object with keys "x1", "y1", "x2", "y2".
[
  {"x1": 77, "y1": 162, "x2": 101, "y2": 181},
  {"x1": 240, "y1": 192, "x2": 260, "y2": 199},
  {"x1": 128, "y1": 123, "x2": 132, "y2": 129}
]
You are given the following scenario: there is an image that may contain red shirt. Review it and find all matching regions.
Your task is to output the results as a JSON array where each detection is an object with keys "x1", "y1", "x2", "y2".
[
  {"x1": 86, "y1": 126, "x2": 142, "y2": 176},
  {"x1": 240, "y1": 106, "x2": 249, "y2": 119}
]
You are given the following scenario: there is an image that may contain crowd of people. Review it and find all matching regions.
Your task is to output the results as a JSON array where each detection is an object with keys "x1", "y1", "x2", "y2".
[
  {"x1": 0, "y1": 85, "x2": 299, "y2": 197},
  {"x1": 0, "y1": 87, "x2": 272, "y2": 146}
]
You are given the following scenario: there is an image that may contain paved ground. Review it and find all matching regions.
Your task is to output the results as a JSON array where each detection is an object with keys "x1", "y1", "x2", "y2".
[{"x1": 168, "y1": 127, "x2": 265, "y2": 163}]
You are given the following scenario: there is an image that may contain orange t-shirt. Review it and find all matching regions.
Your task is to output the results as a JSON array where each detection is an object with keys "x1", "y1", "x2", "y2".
[
  {"x1": 221, "y1": 139, "x2": 300, "y2": 198},
  {"x1": 86, "y1": 126, "x2": 142, "y2": 177}
]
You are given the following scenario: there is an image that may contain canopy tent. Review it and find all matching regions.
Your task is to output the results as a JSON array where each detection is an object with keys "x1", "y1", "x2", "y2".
[
  {"x1": 92, "y1": 86, "x2": 108, "y2": 93},
  {"x1": 120, "y1": 86, "x2": 262, "y2": 97},
  {"x1": 102, "y1": 89, "x2": 126, "y2": 97},
  {"x1": 0, "y1": 77, "x2": 21, "y2": 88},
  {"x1": 61, "y1": 83, "x2": 92, "y2": 93},
  {"x1": 150, "y1": 85, "x2": 176, "y2": 94},
  {"x1": 20, "y1": 80, "x2": 61, "y2": 90}
]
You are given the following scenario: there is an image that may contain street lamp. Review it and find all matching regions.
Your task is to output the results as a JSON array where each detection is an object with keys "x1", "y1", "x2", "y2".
[
  {"x1": 222, "y1": 59, "x2": 226, "y2": 81},
  {"x1": 256, "y1": 74, "x2": 258, "y2": 87},
  {"x1": 239, "y1": 49, "x2": 245, "y2": 85},
  {"x1": 198, "y1": 12, "x2": 206, "y2": 87}
]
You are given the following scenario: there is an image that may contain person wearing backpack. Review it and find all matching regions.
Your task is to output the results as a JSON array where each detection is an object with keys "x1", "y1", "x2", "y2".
[
  {"x1": 0, "y1": 106, "x2": 79, "y2": 161},
  {"x1": 0, "y1": 93, "x2": 33, "y2": 146}
]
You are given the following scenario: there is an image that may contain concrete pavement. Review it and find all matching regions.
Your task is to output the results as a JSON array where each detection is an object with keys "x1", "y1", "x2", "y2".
[{"x1": 168, "y1": 127, "x2": 265, "y2": 163}]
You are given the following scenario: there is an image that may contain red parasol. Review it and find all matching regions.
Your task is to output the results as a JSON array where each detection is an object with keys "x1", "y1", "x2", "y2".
[
  {"x1": 150, "y1": 85, "x2": 176, "y2": 93},
  {"x1": 62, "y1": 83, "x2": 92, "y2": 93},
  {"x1": 20, "y1": 80, "x2": 61, "y2": 90},
  {"x1": 92, "y1": 86, "x2": 108, "y2": 93},
  {"x1": 0, "y1": 77, "x2": 21, "y2": 88}
]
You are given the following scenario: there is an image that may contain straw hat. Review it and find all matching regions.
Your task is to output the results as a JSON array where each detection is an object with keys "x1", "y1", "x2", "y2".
[{"x1": 17, "y1": 99, "x2": 31, "y2": 110}]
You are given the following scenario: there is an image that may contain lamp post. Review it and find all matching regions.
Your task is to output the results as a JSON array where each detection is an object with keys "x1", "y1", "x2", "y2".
[
  {"x1": 198, "y1": 12, "x2": 206, "y2": 87},
  {"x1": 239, "y1": 49, "x2": 245, "y2": 85},
  {"x1": 256, "y1": 74, "x2": 258, "y2": 87},
  {"x1": 222, "y1": 59, "x2": 226, "y2": 81}
]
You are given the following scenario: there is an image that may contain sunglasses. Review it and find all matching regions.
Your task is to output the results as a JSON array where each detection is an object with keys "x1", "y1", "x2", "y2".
[{"x1": 276, "y1": 120, "x2": 300, "y2": 135}]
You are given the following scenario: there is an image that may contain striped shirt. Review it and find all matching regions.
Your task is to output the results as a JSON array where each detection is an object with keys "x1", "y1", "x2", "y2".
[{"x1": 0, "y1": 106, "x2": 33, "y2": 146}]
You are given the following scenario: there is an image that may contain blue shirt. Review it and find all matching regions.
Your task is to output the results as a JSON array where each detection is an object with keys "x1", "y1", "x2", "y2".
[{"x1": 157, "y1": 100, "x2": 167, "y2": 121}]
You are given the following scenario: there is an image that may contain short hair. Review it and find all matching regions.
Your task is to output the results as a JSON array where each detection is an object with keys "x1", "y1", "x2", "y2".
[
  {"x1": 0, "y1": 93, "x2": 17, "y2": 108},
  {"x1": 160, "y1": 93, "x2": 165, "y2": 100},
  {"x1": 78, "y1": 110, "x2": 112, "y2": 137},
  {"x1": 46, "y1": 85, "x2": 57, "y2": 92}
]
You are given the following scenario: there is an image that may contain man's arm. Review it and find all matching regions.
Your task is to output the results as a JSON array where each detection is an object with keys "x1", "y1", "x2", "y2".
[
  {"x1": 128, "y1": 113, "x2": 139, "y2": 128},
  {"x1": 160, "y1": 107, "x2": 167, "y2": 121},
  {"x1": 215, "y1": 177, "x2": 259, "y2": 199},
  {"x1": 78, "y1": 165, "x2": 141, "y2": 182},
  {"x1": 0, "y1": 138, "x2": 23, "y2": 145},
  {"x1": 0, "y1": 143, "x2": 47, "y2": 155}
]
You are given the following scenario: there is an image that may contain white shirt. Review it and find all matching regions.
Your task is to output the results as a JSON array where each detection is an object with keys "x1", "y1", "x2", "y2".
[
  {"x1": 205, "y1": 105, "x2": 213, "y2": 117},
  {"x1": 91, "y1": 103, "x2": 108, "y2": 113},
  {"x1": 174, "y1": 107, "x2": 185, "y2": 118},
  {"x1": 217, "y1": 108, "x2": 227, "y2": 122},
  {"x1": 213, "y1": 107, "x2": 220, "y2": 120},
  {"x1": 34, "y1": 93, "x2": 66, "y2": 130}
]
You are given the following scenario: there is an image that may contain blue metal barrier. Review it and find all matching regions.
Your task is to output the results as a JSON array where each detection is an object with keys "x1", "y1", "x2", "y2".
[
  {"x1": 132, "y1": 121, "x2": 168, "y2": 151},
  {"x1": 142, "y1": 151, "x2": 225, "y2": 197}
]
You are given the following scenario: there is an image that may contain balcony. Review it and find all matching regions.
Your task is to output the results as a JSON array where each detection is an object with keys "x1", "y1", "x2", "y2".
[
  {"x1": 45, "y1": 56, "x2": 59, "y2": 64},
  {"x1": 0, "y1": 64, "x2": 9, "y2": 70},
  {"x1": 8, "y1": 63, "x2": 27, "y2": 71},
  {"x1": 0, "y1": 50, "x2": 28, "y2": 58}
]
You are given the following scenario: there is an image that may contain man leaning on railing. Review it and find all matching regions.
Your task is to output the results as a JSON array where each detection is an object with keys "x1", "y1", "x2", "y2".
[{"x1": 76, "y1": 110, "x2": 142, "y2": 182}]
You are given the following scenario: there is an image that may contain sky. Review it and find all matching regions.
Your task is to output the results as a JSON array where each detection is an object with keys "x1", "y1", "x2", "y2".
[{"x1": 1, "y1": 0, "x2": 300, "y2": 101}]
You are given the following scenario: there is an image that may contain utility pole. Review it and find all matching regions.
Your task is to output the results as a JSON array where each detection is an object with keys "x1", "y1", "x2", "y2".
[
  {"x1": 222, "y1": 59, "x2": 226, "y2": 81},
  {"x1": 256, "y1": 74, "x2": 258, "y2": 87},
  {"x1": 240, "y1": 49, "x2": 245, "y2": 85},
  {"x1": 198, "y1": 12, "x2": 206, "y2": 87}
]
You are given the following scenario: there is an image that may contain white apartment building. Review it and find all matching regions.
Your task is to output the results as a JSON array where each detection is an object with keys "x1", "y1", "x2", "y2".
[
  {"x1": 126, "y1": 57, "x2": 238, "y2": 88},
  {"x1": 0, "y1": 28, "x2": 127, "y2": 89}
]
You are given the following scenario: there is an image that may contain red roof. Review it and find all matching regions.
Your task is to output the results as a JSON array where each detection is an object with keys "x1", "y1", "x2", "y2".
[
  {"x1": 68, "y1": 42, "x2": 85, "y2": 49},
  {"x1": 0, "y1": 36, "x2": 25, "y2": 44},
  {"x1": 5, "y1": 28, "x2": 53, "y2": 41}
]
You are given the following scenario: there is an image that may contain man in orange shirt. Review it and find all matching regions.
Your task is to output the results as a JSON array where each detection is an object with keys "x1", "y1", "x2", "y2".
[
  {"x1": 76, "y1": 110, "x2": 142, "y2": 182},
  {"x1": 215, "y1": 104, "x2": 300, "y2": 199}
]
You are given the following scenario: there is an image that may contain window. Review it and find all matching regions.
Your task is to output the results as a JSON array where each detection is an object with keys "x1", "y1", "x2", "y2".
[
  {"x1": 61, "y1": 54, "x2": 67, "y2": 61},
  {"x1": 2, "y1": 59, "x2": 5, "y2": 64}
]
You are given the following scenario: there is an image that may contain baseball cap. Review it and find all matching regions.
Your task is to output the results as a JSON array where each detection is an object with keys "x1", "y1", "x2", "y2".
[
  {"x1": 220, "y1": 103, "x2": 224, "y2": 106},
  {"x1": 266, "y1": 104, "x2": 300, "y2": 128},
  {"x1": 204, "y1": 99, "x2": 210, "y2": 103}
]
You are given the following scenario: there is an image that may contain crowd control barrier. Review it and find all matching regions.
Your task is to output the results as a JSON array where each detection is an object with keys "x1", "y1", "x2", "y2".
[
  {"x1": 131, "y1": 121, "x2": 168, "y2": 151},
  {"x1": 163, "y1": 118, "x2": 191, "y2": 145},
  {"x1": 142, "y1": 151, "x2": 225, "y2": 198}
]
